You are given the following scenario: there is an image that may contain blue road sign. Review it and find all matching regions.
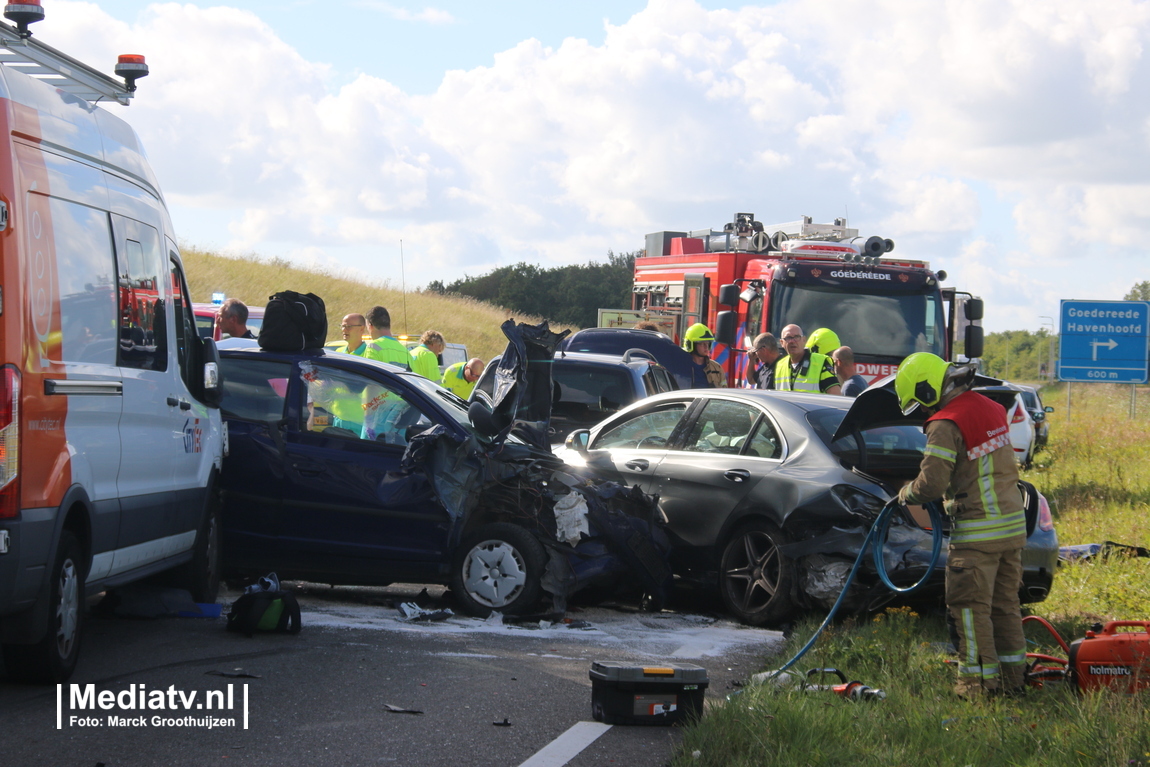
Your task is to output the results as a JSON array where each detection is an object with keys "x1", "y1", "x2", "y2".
[{"x1": 1058, "y1": 300, "x2": 1150, "y2": 383}]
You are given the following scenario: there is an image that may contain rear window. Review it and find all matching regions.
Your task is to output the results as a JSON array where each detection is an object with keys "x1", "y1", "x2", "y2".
[
  {"x1": 808, "y1": 409, "x2": 927, "y2": 478},
  {"x1": 553, "y1": 365, "x2": 633, "y2": 411}
]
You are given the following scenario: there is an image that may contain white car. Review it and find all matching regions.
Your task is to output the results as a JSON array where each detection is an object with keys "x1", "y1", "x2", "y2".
[{"x1": 975, "y1": 385, "x2": 1036, "y2": 468}]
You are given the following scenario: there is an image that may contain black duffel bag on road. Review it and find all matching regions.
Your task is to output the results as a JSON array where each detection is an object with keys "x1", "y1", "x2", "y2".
[
  {"x1": 226, "y1": 590, "x2": 302, "y2": 637},
  {"x1": 258, "y1": 291, "x2": 327, "y2": 351}
]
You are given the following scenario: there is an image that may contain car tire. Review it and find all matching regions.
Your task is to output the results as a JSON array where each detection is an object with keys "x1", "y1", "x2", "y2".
[
  {"x1": 719, "y1": 521, "x2": 796, "y2": 627},
  {"x1": 178, "y1": 484, "x2": 222, "y2": 604},
  {"x1": 451, "y1": 523, "x2": 546, "y2": 618},
  {"x1": 3, "y1": 531, "x2": 85, "y2": 684}
]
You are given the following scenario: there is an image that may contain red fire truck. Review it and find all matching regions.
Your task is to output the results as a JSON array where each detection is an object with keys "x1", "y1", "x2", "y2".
[{"x1": 597, "y1": 213, "x2": 984, "y2": 386}]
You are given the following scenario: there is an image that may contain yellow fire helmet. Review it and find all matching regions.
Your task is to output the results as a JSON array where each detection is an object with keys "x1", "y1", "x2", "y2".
[
  {"x1": 895, "y1": 352, "x2": 951, "y2": 415},
  {"x1": 681, "y1": 323, "x2": 715, "y2": 353},
  {"x1": 805, "y1": 327, "x2": 841, "y2": 355}
]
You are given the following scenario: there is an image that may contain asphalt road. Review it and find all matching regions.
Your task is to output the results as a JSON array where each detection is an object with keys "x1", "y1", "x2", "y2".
[{"x1": 1, "y1": 584, "x2": 785, "y2": 767}]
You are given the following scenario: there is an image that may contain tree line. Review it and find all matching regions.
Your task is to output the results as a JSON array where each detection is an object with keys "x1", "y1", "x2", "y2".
[{"x1": 425, "y1": 251, "x2": 637, "y2": 328}]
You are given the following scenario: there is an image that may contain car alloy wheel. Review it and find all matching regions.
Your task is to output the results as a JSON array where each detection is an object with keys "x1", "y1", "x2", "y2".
[{"x1": 719, "y1": 521, "x2": 796, "y2": 626}]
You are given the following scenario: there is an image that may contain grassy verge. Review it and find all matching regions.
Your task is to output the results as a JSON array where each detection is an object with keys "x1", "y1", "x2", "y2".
[
  {"x1": 674, "y1": 382, "x2": 1150, "y2": 767},
  {"x1": 181, "y1": 245, "x2": 566, "y2": 362}
]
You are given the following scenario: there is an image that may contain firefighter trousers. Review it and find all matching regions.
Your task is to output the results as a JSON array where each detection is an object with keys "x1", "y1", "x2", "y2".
[{"x1": 946, "y1": 545, "x2": 1026, "y2": 697}]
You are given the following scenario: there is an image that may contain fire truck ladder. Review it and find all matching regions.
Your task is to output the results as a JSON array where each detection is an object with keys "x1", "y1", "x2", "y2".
[{"x1": 0, "y1": 18, "x2": 139, "y2": 106}]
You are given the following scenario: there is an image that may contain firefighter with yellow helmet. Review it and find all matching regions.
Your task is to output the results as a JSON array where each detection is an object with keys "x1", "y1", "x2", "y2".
[
  {"x1": 805, "y1": 327, "x2": 841, "y2": 356},
  {"x1": 895, "y1": 352, "x2": 1027, "y2": 699},
  {"x1": 682, "y1": 323, "x2": 726, "y2": 388}
]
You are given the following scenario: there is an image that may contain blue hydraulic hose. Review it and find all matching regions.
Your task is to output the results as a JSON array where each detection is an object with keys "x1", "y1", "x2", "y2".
[{"x1": 765, "y1": 498, "x2": 946, "y2": 680}]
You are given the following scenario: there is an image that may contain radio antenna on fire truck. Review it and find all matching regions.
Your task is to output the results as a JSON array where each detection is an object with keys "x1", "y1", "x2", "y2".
[{"x1": 0, "y1": 2, "x2": 146, "y2": 106}]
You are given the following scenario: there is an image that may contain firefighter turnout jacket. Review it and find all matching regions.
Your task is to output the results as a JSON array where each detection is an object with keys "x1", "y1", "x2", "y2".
[
  {"x1": 703, "y1": 358, "x2": 727, "y2": 388},
  {"x1": 774, "y1": 349, "x2": 838, "y2": 394},
  {"x1": 898, "y1": 391, "x2": 1026, "y2": 549}
]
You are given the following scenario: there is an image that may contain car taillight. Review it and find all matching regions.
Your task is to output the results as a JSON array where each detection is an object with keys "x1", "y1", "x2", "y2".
[
  {"x1": 1037, "y1": 493, "x2": 1054, "y2": 532},
  {"x1": 1011, "y1": 402, "x2": 1027, "y2": 424},
  {"x1": 0, "y1": 366, "x2": 19, "y2": 518}
]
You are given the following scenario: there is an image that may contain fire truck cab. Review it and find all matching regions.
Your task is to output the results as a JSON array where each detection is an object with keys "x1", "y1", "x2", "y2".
[{"x1": 606, "y1": 213, "x2": 983, "y2": 387}]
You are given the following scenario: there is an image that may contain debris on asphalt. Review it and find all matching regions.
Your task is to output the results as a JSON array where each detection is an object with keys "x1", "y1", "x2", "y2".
[
  {"x1": 206, "y1": 670, "x2": 262, "y2": 679},
  {"x1": 384, "y1": 704, "x2": 424, "y2": 715},
  {"x1": 397, "y1": 602, "x2": 454, "y2": 622},
  {"x1": 493, "y1": 718, "x2": 512, "y2": 727}
]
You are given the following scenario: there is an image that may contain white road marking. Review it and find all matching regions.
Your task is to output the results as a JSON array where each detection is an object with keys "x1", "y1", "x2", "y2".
[{"x1": 518, "y1": 721, "x2": 613, "y2": 767}]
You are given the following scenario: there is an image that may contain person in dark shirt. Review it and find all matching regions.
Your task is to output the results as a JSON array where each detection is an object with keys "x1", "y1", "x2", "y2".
[
  {"x1": 748, "y1": 332, "x2": 782, "y2": 389},
  {"x1": 832, "y1": 346, "x2": 868, "y2": 397},
  {"x1": 218, "y1": 298, "x2": 255, "y2": 339}
]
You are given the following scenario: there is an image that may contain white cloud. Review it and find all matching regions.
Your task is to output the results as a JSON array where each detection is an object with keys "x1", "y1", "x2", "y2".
[{"x1": 42, "y1": 0, "x2": 1150, "y2": 331}]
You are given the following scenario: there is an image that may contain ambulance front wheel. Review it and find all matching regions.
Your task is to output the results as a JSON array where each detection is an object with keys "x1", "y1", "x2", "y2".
[
  {"x1": 3, "y1": 531, "x2": 85, "y2": 684},
  {"x1": 179, "y1": 481, "x2": 222, "y2": 604}
]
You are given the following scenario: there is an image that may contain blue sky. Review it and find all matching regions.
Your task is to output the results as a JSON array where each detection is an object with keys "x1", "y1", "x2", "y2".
[
  {"x1": 40, "y1": 1, "x2": 1150, "y2": 332},
  {"x1": 93, "y1": 1, "x2": 738, "y2": 93}
]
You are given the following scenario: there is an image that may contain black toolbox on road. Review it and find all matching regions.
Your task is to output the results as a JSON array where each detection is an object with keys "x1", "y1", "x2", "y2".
[{"x1": 589, "y1": 661, "x2": 709, "y2": 725}]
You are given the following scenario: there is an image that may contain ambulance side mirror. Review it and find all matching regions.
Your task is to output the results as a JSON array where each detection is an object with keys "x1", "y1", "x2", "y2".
[{"x1": 200, "y1": 337, "x2": 223, "y2": 408}]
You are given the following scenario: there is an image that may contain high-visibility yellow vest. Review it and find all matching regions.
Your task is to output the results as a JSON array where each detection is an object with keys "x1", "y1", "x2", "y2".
[{"x1": 775, "y1": 350, "x2": 831, "y2": 393}]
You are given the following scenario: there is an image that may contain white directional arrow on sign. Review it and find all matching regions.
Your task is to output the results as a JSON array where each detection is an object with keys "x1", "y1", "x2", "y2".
[{"x1": 1090, "y1": 338, "x2": 1118, "y2": 361}]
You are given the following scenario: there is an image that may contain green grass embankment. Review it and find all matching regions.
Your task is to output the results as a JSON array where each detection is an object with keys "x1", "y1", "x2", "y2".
[{"x1": 181, "y1": 245, "x2": 565, "y2": 362}]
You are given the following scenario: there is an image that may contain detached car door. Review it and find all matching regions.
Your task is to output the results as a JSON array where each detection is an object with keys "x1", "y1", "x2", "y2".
[{"x1": 279, "y1": 360, "x2": 451, "y2": 583}]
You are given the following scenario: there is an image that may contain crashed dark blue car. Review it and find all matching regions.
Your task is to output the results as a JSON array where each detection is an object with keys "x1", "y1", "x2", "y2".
[{"x1": 216, "y1": 323, "x2": 671, "y2": 617}]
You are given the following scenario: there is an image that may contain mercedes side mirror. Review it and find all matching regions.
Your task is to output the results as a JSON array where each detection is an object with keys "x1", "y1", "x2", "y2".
[{"x1": 565, "y1": 429, "x2": 590, "y2": 455}]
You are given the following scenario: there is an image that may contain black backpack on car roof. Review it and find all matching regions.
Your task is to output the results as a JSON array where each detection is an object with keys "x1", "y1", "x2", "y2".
[{"x1": 258, "y1": 291, "x2": 327, "y2": 351}]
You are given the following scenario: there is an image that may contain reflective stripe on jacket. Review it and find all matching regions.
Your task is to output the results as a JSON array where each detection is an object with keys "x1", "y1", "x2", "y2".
[
  {"x1": 901, "y1": 396, "x2": 1026, "y2": 550},
  {"x1": 363, "y1": 336, "x2": 413, "y2": 369}
]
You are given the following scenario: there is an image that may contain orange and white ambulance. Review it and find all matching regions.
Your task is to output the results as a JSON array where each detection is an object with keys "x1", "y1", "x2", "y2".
[{"x1": 0, "y1": 5, "x2": 224, "y2": 682}]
